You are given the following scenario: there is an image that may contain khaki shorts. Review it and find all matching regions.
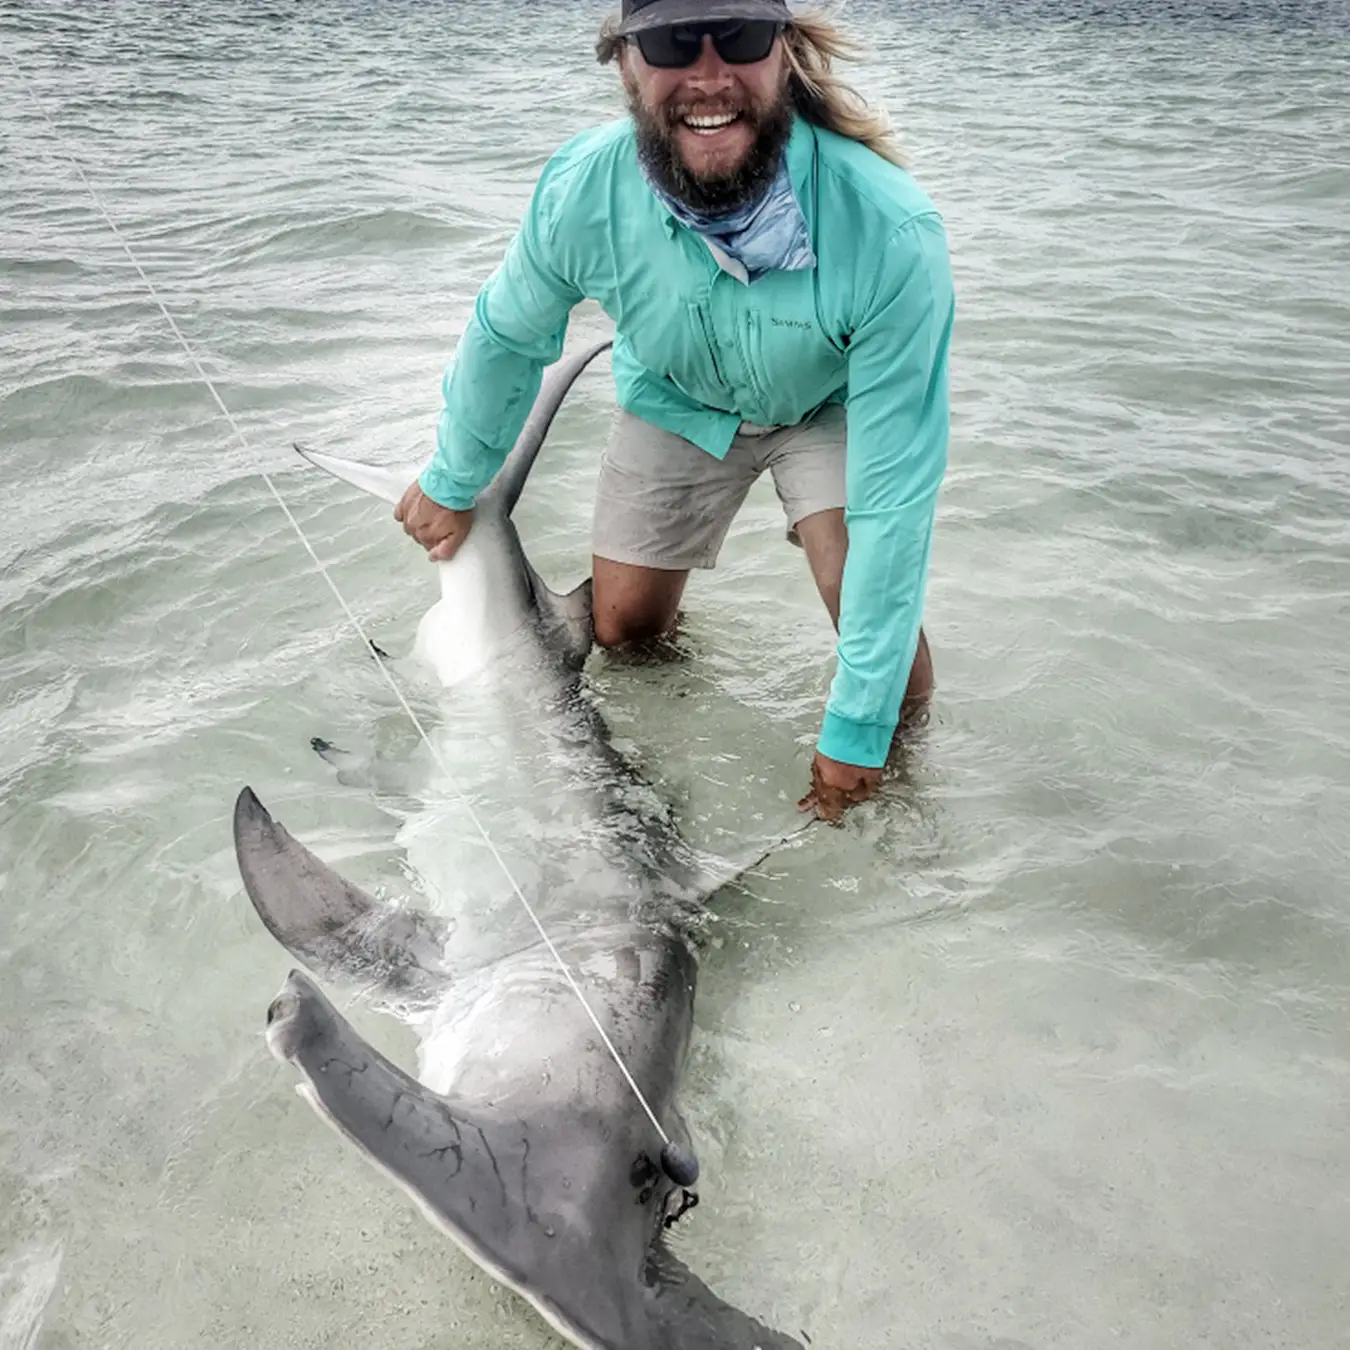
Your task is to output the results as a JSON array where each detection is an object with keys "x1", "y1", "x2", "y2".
[{"x1": 592, "y1": 403, "x2": 847, "y2": 570}]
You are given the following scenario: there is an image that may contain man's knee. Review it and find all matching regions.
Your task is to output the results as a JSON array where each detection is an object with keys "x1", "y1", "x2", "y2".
[
  {"x1": 591, "y1": 557, "x2": 686, "y2": 648},
  {"x1": 593, "y1": 608, "x2": 676, "y2": 648}
]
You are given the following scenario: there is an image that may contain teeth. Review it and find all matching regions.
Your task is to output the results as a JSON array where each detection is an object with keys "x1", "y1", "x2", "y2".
[{"x1": 683, "y1": 112, "x2": 737, "y2": 131}]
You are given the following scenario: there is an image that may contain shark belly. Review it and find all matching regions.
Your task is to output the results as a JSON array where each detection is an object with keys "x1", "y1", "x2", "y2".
[
  {"x1": 413, "y1": 928, "x2": 695, "y2": 1129},
  {"x1": 413, "y1": 534, "x2": 530, "y2": 686}
]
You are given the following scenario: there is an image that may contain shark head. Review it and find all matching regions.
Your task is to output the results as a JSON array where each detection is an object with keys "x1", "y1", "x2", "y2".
[
  {"x1": 295, "y1": 338, "x2": 609, "y2": 686},
  {"x1": 236, "y1": 790, "x2": 808, "y2": 1350}
]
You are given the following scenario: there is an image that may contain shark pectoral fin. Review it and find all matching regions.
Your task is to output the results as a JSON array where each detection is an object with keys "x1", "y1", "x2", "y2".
[
  {"x1": 293, "y1": 444, "x2": 426, "y2": 506},
  {"x1": 531, "y1": 570, "x2": 595, "y2": 668},
  {"x1": 643, "y1": 1242, "x2": 806, "y2": 1350},
  {"x1": 233, "y1": 788, "x2": 451, "y2": 1003}
]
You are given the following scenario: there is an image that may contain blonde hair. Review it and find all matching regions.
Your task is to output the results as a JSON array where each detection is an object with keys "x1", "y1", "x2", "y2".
[{"x1": 595, "y1": 6, "x2": 904, "y2": 168}]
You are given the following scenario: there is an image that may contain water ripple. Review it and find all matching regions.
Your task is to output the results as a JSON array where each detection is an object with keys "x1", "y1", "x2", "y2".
[{"x1": 2, "y1": 1, "x2": 1349, "y2": 1347}]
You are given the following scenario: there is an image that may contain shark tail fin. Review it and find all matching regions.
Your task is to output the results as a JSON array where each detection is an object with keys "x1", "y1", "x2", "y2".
[
  {"x1": 293, "y1": 446, "x2": 424, "y2": 505},
  {"x1": 292, "y1": 334, "x2": 609, "y2": 516},
  {"x1": 479, "y1": 337, "x2": 612, "y2": 518},
  {"x1": 233, "y1": 788, "x2": 451, "y2": 1004}
]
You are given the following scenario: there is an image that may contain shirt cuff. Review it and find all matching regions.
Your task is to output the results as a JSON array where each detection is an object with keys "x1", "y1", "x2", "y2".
[
  {"x1": 817, "y1": 708, "x2": 895, "y2": 769},
  {"x1": 418, "y1": 461, "x2": 476, "y2": 512}
]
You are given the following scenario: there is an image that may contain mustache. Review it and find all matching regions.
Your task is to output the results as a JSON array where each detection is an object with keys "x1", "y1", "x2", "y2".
[{"x1": 670, "y1": 99, "x2": 745, "y2": 117}]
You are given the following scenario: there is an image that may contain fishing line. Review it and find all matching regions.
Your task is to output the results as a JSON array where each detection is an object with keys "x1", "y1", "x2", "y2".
[{"x1": 8, "y1": 50, "x2": 699, "y2": 1186}]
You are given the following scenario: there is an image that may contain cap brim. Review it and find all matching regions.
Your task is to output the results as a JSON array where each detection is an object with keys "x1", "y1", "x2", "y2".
[{"x1": 616, "y1": 0, "x2": 791, "y2": 37}]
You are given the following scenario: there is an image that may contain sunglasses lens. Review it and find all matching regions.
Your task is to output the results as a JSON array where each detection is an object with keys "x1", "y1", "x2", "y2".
[
  {"x1": 635, "y1": 26, "x2": 702, "y2": 68},
  {"x1": 713, "y1": 20, "x2": 780, "y2": 63},
  {"x1": 634, "y1": 20, "x2": 780, "y2": 69}
]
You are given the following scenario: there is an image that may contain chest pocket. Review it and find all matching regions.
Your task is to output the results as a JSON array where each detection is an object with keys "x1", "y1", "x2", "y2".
[
  {"x1": 610, "y1": 292, "x2": 710, "y2": 405},
  {"x1": 738, "y1": 276, "x2": 846, "y2": 422}
]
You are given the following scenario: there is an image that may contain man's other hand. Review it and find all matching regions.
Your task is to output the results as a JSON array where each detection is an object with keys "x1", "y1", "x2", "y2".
[{"x1": 797, "y1": 751, "x2": 882, "y2": 824}]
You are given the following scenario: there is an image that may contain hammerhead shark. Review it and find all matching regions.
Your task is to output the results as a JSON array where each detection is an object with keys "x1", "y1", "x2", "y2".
[{"x1": 233, "y1": 338, "x2": 805, "y2": 1349}]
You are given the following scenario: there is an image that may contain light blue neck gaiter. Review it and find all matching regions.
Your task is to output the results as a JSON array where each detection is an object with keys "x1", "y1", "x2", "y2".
[{"x1": 642, "y1": 154, "x2": 816, "y2": 284}]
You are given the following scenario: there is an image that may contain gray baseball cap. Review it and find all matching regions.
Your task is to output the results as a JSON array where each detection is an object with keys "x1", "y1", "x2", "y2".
[{"x1": 615, "y1": 0, "x2": 792, "y2": 37}]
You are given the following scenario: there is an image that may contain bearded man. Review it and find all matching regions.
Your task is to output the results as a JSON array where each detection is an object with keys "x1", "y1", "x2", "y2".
[{"x1": 396, "y1": 0, "x2": 955, "y2": 822}]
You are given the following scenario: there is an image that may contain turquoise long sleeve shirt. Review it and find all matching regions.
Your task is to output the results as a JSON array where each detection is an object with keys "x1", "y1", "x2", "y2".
[{"x1": 421, "y1": 115, "x2": 955, "y2": 769}]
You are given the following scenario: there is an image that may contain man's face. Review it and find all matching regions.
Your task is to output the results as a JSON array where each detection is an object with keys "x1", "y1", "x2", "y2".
[{"x1": 620, "y1": 28, "x2": 792, "y2": 214}]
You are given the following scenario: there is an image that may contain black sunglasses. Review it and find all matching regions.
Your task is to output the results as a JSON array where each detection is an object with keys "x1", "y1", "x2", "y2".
[{"x1": 634, "y1": 20, "x2": 782, "y2": 70}]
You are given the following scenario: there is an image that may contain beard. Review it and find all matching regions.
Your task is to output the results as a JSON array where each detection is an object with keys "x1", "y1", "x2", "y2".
[{"x1": 627, "y1": 79, "x2": 794, "y2": 216}]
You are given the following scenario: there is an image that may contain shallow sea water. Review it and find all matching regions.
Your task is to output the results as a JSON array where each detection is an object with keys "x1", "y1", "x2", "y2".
[{"x1": 2, "y1": 1, "x2": 1349, "y2": 1347}]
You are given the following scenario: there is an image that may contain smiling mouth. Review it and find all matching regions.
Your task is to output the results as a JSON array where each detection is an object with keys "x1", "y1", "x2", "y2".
[{"x1": 680, "y1": 110, "x2": 742, "y2": 136}]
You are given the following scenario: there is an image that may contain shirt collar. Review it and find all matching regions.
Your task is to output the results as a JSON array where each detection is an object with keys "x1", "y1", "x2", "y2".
[{"x1": 784, "y1": 114, "x2": 815, "y2": 210}]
